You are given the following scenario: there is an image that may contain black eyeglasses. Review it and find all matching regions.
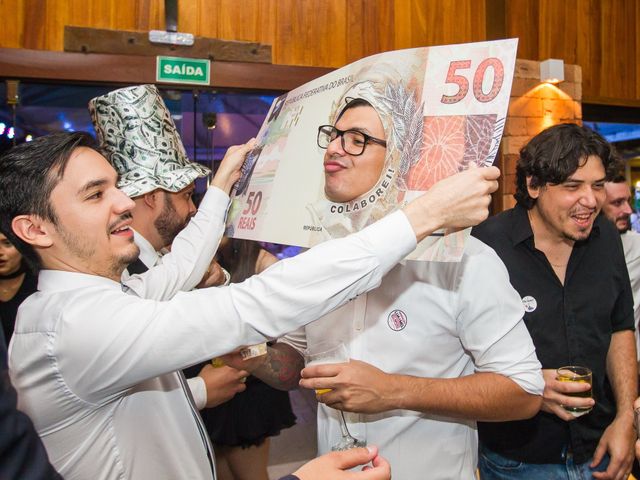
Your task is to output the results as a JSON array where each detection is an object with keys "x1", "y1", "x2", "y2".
[{"x1": 317, "y1": 125, "x2": 387, "y2": 156}]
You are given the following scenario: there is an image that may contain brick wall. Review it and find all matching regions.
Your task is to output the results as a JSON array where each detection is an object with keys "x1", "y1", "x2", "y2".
[{"x1": 493, "y1": 60, "x2": 583, "y2": 212}]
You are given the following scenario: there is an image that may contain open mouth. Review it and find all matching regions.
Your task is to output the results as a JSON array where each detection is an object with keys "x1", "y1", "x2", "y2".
[
  {"x1": 571, "y1": 211, "x2": 594, "y2": 228},
  {"x1": 110, "y1": 225, "x2": 133, "y2": 237}
]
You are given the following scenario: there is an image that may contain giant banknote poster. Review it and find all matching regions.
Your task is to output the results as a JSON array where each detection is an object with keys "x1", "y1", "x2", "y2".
[{"x1": 226, "y1": 39, "x2": 518, "y2": 261}]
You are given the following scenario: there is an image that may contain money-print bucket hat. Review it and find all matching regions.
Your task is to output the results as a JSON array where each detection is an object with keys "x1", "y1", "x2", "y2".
[{"x1": 89, "y1": 84, "x2": 210, "y2": 198}]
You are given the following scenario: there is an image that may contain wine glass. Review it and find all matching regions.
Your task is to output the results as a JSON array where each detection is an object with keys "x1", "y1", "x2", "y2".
[{"x1": 304, "y1": 340, "x2": 366, "y2": 451}]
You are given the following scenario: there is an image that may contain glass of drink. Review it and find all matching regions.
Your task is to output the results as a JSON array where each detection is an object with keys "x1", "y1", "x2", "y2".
[
  {"x1": 556, "y1": 366, "x2": 593, "y2": 417},
  {"x1": 304, "y1": 340, "x2": 366, "y2": 451}
]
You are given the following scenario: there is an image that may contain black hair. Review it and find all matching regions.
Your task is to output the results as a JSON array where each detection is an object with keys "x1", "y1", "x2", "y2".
[
  {"x1": 0, "y1": 132, "x2": 99, "y2": 272},
  {"x1": 608, "y1": 150, "x2": 627, "y2": 184},
  {"x1": 217, "y1": 239, "x2": 261, "y2": 284},
  {"x1": 335, "y1": 98, "x2": 374, "y2": 123},
  {"x1": 514, "y1": 123, "x2": 617, "y2": 209}
]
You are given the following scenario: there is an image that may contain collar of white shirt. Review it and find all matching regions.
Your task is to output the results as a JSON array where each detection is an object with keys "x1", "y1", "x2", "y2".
[
  {"x1": 132, "y1": 229, "x2": 162, "y2": 268},
  {"x1": 37, "y1": 269, "x2": 121, "y2": 293}
]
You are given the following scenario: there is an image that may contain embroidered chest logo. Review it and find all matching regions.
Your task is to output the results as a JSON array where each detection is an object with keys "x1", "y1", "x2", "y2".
[
  {"x1": 387, "y1": 309, "x2": 407, "y2": 331},
  {"x1": 522, "y1": 295, "x2": 537, "y2": 313}
]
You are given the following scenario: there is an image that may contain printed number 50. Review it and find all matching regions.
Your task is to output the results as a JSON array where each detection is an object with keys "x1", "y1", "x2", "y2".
[
  {"x1": 440, "y1": 58, "x2": 504, "y2": 104},
  {"x1": 242, "y1": 191, "x2": 263, "y2": 215}
]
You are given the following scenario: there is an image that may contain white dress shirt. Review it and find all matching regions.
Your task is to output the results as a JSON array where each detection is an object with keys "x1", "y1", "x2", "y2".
[
  {"x1": 621, "y1": 230, "x2": 640, "y2": 360},
  {"x1": 123, "y1": 187, "x2": 232, "y2": 409},
  {"x1": 125, "y1": 228, "x2": 208, "y2": 409},
  {"x1": 9, "y1": 189, "x2": 417, "y2": 480},
  {"x1": 282, "y1": 236, "x2": 543, "y2": 480}
]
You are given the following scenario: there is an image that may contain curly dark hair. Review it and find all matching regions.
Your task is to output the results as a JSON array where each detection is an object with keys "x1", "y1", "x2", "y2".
[
  {"x1": 0, "y1": 132, "x2": 99, "y2": 272},
  {"x1": 607, "y1": 150, "x2": 627, "y2": 184},
  {"x1": 514, "y1": 123, "x2": 617, "y2": 209}
]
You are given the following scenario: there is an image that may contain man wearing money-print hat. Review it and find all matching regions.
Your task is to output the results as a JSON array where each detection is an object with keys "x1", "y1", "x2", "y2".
[
  {"x1": 227, "y1": 77, "x2": 545, "y2": 479},
  {"x1": 89, "y1": 84, "x2": 249, "y2": 412}
]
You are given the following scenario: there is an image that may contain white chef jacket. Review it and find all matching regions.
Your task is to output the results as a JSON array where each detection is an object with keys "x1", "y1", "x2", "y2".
[
  {"x1": 9, "y1": 185, "x2": 417, "y2": 480},
  {"x1": 282, "y1": 236, "x2": 544, "y2": 480},
  {"x1": 621, "y1": 230, "x2": 640, "y2": 360}
]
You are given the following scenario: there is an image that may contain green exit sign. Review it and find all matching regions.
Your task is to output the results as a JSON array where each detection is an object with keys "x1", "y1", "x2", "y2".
[{"x1": 156, "y1": 56, "x2": 210, "y2": 85}]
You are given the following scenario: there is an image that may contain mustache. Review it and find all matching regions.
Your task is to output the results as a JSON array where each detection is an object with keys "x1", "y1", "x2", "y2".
[{"x1": 108, "y1": 212, "x2": 133, "y2": 232}]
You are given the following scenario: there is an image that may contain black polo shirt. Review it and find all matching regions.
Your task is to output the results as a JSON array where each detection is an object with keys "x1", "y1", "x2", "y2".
[{"x1": 472, "y1": 204, "x2": 634, "y2": 464}]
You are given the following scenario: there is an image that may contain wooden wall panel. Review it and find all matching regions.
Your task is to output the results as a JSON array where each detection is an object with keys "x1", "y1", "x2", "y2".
[
  {"x1": 599, "y1": 0, "x2": 637, "y2": 100},
  {"x1": 0, "y1": 0, "x2": 23, "y2": 48},
  {"x1": 505, "y1": 0, "x2": 538, "y2": 60},
  {"x1": 0, "y1": 0, "x2": 486, "y2": 67},
  {"x1": 392, "y1": 0, "x2": 414, "y2": 49},
  {"x1": 573, "y1": 1, "x2": 600, "y2": 100},
  {"x1": 346, "y1": 0, "x2": 395, "y2": 63},
  {"x1": 538, "y1": 0, "x2": 580, "y2": 65},
  {"x1": 279, "y1": 0, "x2": 348, "y2": 67},
  {"x1": 637, "y1": 0, "x2": 640, "y2": 99},
  {"x1": 422, "y1": 0, "x2": 486, "y2": 46},
  {"x1": 6, "y1": 0, "x2": 167, "y2": 51},
  {"x1": 392, "y1": 0, "x2": 485, "y2": 51},
  {"x1": 505, "y1": 0, "x2": 640, "y2": 103},
  {"x1": 22, "y1": 0, "x2": 47, "y2": 49}
]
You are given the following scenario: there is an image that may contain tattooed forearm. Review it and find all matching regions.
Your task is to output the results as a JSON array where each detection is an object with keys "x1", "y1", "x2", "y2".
[{"x1": 253, "y1": 343, "x2": 304, "y2": 391}]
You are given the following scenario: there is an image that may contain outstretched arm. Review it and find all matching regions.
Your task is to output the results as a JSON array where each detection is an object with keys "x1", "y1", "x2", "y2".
[
  {"x1": 124, "y1": 141, "x2": 256, "y2": 300},
  {"x1": 71, "y1": 167, "x2": 502, "y2": 400},
  {"x1": 402, "y1": 166, "x2": 499, "y2": 241}
]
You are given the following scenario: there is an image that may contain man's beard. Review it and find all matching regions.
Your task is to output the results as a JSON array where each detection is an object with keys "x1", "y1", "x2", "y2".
[
  {"x1": 563, "y1": 230, "x2": 591, "y2": 242},
  {"x1": 154, "y1": 194, "x2": 189, "y2": 247},
  {"x1": 616, "y1": 215, "x2": 630, "y2": 233},
  {"x1": 58, "y1": 212, "x2": 139, "y2": 278}
]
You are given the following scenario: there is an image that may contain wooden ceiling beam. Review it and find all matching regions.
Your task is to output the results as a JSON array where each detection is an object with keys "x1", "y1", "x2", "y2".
[
  {"x1": 64, "y1": 26, "x2": 272, "y2": 64},
  {"x1": 0, "y1": 47, "x2": 332, "y2": 92}
]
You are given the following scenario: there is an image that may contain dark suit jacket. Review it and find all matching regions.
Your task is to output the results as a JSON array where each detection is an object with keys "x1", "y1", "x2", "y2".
[{"x1": 0, "y1": 327, "x2": 62, "y2": 479}]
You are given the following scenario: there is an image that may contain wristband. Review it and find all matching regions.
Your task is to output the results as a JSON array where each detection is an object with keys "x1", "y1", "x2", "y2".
[{"x1": 221, "y1": 267, "x2": 231, "y2": 286}]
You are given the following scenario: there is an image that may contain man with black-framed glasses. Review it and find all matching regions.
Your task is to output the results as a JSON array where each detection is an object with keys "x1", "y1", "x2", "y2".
[
  {"x1": 223, "y1": 96, "x2": 544, "y2": 479},
  {"x1": 317, "y1": 98, "x2": 388, "y2": 204}
]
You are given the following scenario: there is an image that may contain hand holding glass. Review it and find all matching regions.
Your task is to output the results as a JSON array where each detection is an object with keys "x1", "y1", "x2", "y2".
[
  {"x1": 556, "y1": 366, "x2": 593, "y2": 417},
  {"x1": 304, "y1": 340, "x2": 366, "y2": 451}
]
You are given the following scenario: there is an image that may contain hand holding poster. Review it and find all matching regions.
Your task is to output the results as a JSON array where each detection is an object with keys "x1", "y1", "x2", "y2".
[{"x1": 226, "y1": 39, "x2": 518, "y2": 261}]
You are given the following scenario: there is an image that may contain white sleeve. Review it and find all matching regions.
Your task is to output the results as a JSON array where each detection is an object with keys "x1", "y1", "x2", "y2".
[
  {"x1": 622, "y1": 234, "x2": 640, "y2": 361},
  {"x1": 124, "y1": 187, "x2": 229, "y2": 300},
  {"x1": 456, "y1": 242, "x2": 544, "y2": 396},
  {"x1": 279, "y1": 326, "x2": 308, "y2": 355},
  {"x1": 63, "y1": 210, "x2": 418, "y2": 400},
  {"x1": 186, "y1": 376, "x2": 207, "y2": 410}
]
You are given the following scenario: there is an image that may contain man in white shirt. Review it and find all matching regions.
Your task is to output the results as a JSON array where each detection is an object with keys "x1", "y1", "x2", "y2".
[
  {"x1": 90, "y1": 85, "x2": 248, "y2": 412},
  {"x1": 229, "y1": 97, "x2": 544, "y2": 479},
  {"x1": 0, "y1": 125, "x2": 499, "y2": 479},
  {"x1": 603, "y1": 171, "x2": 640, "y2": 480},
  {"x1": 603, "y1": 172, "x2": 640, "y2": 359}
]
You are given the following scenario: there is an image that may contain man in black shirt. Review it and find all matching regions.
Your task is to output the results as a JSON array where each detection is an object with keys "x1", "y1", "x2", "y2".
[{"x1": 473, "y1": 123, "x2": 637, "y2": 479}]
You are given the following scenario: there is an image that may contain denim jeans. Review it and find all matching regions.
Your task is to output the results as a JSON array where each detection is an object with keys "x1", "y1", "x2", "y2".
[{"x1": 478, "y1": 445, "x2": 610, "y2": 480}]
